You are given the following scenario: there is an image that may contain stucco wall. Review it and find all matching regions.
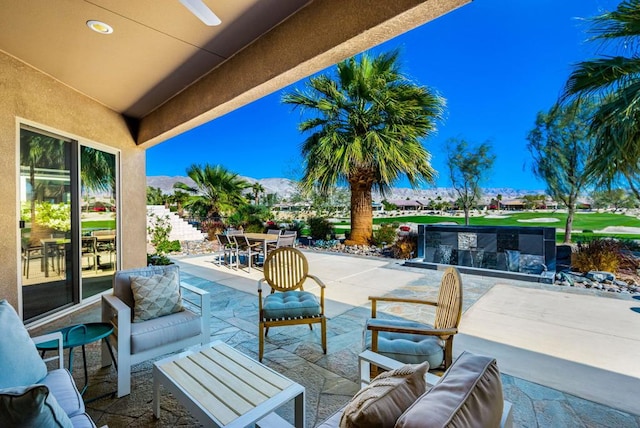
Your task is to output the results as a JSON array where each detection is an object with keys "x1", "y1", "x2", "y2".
[{"x1": 0, "y1": 51, "x2": 147, "y2": 316}]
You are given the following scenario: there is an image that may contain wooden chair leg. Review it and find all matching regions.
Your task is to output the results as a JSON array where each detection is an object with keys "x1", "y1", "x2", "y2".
[
  {"x1": 259, "y1": 321, "x2": 265, "y2": 362},
  {"x1": 321, "y1": 317, "x2": 327, "y2": 354}
]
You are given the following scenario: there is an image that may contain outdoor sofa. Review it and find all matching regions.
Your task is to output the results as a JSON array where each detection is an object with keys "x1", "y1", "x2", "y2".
[
  {"x1": 318, "y1": 350, "x2": 513, "y2": 428},
  {"x1": 0, "y1": 300, "x2": 100, "y2": 427}
]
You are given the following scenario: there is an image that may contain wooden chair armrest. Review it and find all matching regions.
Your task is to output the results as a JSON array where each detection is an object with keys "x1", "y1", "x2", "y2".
[
  {"x1": 369, "y1": 295, "x2": 436, "y2": 317},
  {"x1": 367, "y1": 323, "x2": 458, "y2": 337},
  {"x1": 368, "y1": 295, "x2": 437, "y2": 306},
  {"x1": 306, "y1": 274, "x2": 326, "y2": 288},
  {"x1": 32, "y1": 331, "x2": 64, "y2": 369},
  {"x1": 258, "y1": 278, "x2": 267, "y2": 293}
]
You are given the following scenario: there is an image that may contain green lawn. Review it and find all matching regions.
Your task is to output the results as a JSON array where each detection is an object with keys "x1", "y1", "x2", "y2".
[
  {"x1": 372, "y1": 212, "x2": 640, "y2": 230},
  {"x1": 332, "y1": 211, "x2": 640, "y2": 243}
]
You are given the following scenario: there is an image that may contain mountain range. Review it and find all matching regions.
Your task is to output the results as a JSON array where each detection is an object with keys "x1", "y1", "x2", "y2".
[{"x1": 147, "y1": 175, "x2": 545, "y2": 202}]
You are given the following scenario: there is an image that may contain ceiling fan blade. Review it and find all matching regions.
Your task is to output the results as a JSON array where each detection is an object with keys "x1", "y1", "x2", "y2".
[{"x1": 179, "y1": 0, "x2": 222, "y2": 26}]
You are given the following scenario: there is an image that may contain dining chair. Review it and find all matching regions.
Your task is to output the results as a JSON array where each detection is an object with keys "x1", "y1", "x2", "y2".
[
  {"x1": 214, "y1": 233, "x2": 232, "y2": 267},
  {"x1": 266, "y1": 233, "x2": 296, "y2": 252},
  {"x1": 81, "y1": 236, "x2": 98, "y2": 273},
  {"x1": 232, "y1": 234, "x2": 263, "y2": 272},
  {"x1": 258, "y1": 247, "x2": 326, "y2": 361},
  {"x1": 267, "y1": 229, "x2": 282, "y2": 235},
  {"x1": 364, "y1": 266, "x2": 463, "y2": 372}
]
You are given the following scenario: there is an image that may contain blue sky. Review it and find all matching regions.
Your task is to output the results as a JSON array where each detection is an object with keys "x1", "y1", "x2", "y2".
[{"x1": 146, "y1": 0, "x2": 620, "y2": 191}]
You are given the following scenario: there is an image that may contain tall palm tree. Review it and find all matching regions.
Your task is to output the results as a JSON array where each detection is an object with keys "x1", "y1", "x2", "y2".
[
  {"x1": 251, "y1": 182, "x2": 265, "y2": 205},
  {"x1": 561, "y1": 0, "x2": 640, "y2": 190},
  {"x1": 174, "y1": 164, "x2": 249, "y2": 220},
  {"x1": 283, "y1": 50, "x2": 444, "y2": 245}
]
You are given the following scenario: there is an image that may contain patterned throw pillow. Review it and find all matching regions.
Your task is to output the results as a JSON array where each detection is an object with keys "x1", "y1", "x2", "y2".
[
  {"x1": 130, "y1": 271, "x2": 184, "y2": 322},
  {"x1": 339, "y1": 362, "x2": 429, "y2": 428}
]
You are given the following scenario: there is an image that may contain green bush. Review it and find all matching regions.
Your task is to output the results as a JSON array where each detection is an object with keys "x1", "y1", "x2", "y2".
[
  {"x1": 372, "y1": 223, "x2": 399, "y2": 247},
  {"x1": 156, "y1": 240, "x2": 181, "y2": 254},
  {"x1": 147, "y1": 253, "x2": 172, "y2": 266},
  {"x1": 307, "y1": 217, "x2": 333, "y2": 240}
]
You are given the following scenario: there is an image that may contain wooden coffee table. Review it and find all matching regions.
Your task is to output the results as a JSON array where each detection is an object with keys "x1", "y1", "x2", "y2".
[{"x1": 153, "y1": 341, "x2": 305, "y2": 427}]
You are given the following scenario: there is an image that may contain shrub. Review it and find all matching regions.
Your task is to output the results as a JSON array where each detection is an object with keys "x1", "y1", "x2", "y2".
[
  {"x1": 286, "y1": 219, "x2": 306, "y2": 235},
  {"x1": 200, "y1": 219, "x2": 226, "y2": 240},
  {"x1": 391, "y1": 232, "x2": 418, "y2": 259},
  {"x1": 147, "y1": 253, "x2": 172, "y2": 266},
  {"x1": 156, "y1": 239, "x2": 181, "y2": 254},
  {"x1": 307, "y1": 217, "x2": 333, "y2": 240},
  {"x1": 572, "y1": 238, "x2": 621, "y2": 273},
  {"x1": 372, "y1": 223, "x2": 398, "y2": 247}
]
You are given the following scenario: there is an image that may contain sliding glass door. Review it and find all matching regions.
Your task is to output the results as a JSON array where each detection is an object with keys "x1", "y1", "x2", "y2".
[
  {"x1": 80, "y1": 146, "x2": 117, "y2": 299},
  {"x1": 19, "y1": 126, "x2": 118, "y2": 322},
  {"x1": 20, "y1": 128, "x2": 74, "y2": 320}
]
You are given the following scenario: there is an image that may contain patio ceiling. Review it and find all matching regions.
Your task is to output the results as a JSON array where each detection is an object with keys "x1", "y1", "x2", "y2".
[{"x1": 0, "y1": 0, "x2": 470, "y2": 146}]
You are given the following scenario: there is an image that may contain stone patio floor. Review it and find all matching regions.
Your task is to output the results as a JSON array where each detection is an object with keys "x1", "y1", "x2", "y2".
[{"x1": 32, "y1": 251, "x2": 640, "y2": 427}]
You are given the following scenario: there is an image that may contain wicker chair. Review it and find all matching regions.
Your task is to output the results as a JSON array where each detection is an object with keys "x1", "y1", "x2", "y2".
[
  {"x1": 258, "y1": 247, "x2": 326, "y2": 361},
  {"x1": 364, "y1": 266, "x2": 463, "y2": 371}
]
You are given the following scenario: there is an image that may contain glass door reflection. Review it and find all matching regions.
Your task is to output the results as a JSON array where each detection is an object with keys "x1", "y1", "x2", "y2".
[
  {"x1": 20, "y1": 128, "x2": 73, "y2": 320},
  {"x1": 80, "y1": 146, "x2": 117, "y2": 299}
]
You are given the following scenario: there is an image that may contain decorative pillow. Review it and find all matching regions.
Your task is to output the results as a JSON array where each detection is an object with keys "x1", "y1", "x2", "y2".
[
  {"x1": 394, "y1": 351, "x2": 504, "y2": 428},
  {"x1": 0, "y1": 300, "x2": 47, "y2": 388},
  {"x1": 130, "y1": 271, "x2": 184, "y2": 322},
  {"x1": 0, "y1": 384, "x2": 73, "y2": 428},
  {"x1": 339, "y1": 362, "x2": 429, "y2": 428}
]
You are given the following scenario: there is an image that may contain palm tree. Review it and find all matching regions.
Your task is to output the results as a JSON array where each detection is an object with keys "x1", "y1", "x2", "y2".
[
  {"x1": 561, "y1": 0, "x2": 640, "y2": 190},
  {"x1": 282, "y1": 50, "x2": 444, "y2": 245},
  {"x1": 174, "y1": 164, "x2": 249, "y2": 220},
  {"x1": 251, "y1": 182, "x2": 265, "y2": 205}
]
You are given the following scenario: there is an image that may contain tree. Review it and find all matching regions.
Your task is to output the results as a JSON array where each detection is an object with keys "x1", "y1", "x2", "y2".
[
  {"x1": 445, "y1": 138, "x2": 495, "y2": 225},
  {"x1": 170, "y1": 190, "x2": 190, "y2": 216},
  {"x1": 590, "y1": 188, "x2": 637, "y2": 210},
  {"x1": 251, "y1": 182, "x2": 265, "y2": 205},
  {"x1": 561, "y1": 0, "x2": 640, "y2": 192},
  {"x1": 146, "y1": 186, "x2": 167, "y2": 205},
  {"x1": 174, "y1": 164, "x2": 249, "y2": 220},
  {"x1": 527, "y1": 100, "x2": 597, "y2": 243},
  {"x1": 282, "y1": 50, "x2": 444, "y2": 245}
]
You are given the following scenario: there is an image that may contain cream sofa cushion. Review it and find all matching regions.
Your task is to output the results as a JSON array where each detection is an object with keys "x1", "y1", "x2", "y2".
[{"x1": 339, "y1": 362, "x2": 428, "y2": 428}]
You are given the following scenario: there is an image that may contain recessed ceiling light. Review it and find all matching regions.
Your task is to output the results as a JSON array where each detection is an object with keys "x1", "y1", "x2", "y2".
[{"x1": 86, "y1": 20, "x2": 113, "y2": 34}]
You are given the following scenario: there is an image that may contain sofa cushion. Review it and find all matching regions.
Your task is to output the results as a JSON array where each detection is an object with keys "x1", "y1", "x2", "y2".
[
  {"x1": 130, "y1": 309, "x2": 202, "y2": 354},
  {"x1": 130, "y1": 270, "x2": 184, "y2": 322},
  {"x1": 69, "y1": 412, "x2": 98, "y2": 428},
  {"x1": 41, "y1": 369, "x2": 85, "y2": 418},
  {"x1": 364, "y1": 318, "x2": 444, "y2": 368},
  {"x1": 394, "y1": 351, "x2": 504, "y2": 428},
  {"x1": 263, "y1": 291, "x2": 321, "y2": 319},
  {"x1": 0, "y1": 384, "x2": 73, "y2": 428},
  {"x1": 0, "y1": 300, "x2": 48, "y2": 388},
  {"x1": 339, "y1": 362, "x2": 429, "y2": 428}
]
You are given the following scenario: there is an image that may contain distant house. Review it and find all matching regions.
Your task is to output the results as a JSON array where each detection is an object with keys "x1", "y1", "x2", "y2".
[
  {"x1": 502, "y1": 199, "x2": 525, "y2": 211},
  {"x1": 387, "y1": 199, "x2": 425, "y2": 211}
]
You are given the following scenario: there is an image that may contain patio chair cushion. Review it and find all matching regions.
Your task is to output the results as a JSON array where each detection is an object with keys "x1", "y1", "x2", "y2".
[
  {"x1": 41, "y1": 369, "x2": 85, "y2": 418},
  {"x1": 130, "y1": 309, "x2": 202, "y2": 354},
  {"x1": 394, "y1": 351, "x2": 504, "y2": 428},
  {"x1": 0, "y1": 300, "x2": 47, "y2": 388},
  {"x1": 262, "y1": 291, "x2": 321, "y2": 320},
  {"x1": 0, "y1": 384, "x2": 73, "y2": 428},
  {"x1": 130, "y1": 270, "x2": 184, "y2": 322},
  {"x1": 339, "y1": 361, "x2": 429, "y2": 428},
  {"x1": 364, "y1": 318, "x2": 444, "y2": 368}
]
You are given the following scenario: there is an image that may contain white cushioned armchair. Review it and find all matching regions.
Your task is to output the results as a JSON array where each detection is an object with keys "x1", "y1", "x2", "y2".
[{"x1": 101, "y1": 265, "x2": 210, "y2": 397}]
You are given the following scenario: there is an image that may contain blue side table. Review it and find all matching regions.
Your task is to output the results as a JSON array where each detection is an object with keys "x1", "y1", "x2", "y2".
[{"x1": 36, "y1": 322, "x2": 116, "y2": 396}]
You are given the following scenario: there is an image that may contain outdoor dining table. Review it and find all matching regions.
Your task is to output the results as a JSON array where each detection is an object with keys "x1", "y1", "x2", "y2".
[{"x1": 243, "y1": 232, "x2": 279, "y2": 256}]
